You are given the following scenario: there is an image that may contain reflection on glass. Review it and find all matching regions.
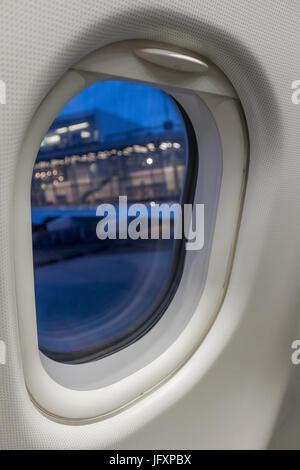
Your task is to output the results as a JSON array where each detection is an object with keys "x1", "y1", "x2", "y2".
[{"x1": 31, "y1": 81, "x2": 188, "y2": 363}]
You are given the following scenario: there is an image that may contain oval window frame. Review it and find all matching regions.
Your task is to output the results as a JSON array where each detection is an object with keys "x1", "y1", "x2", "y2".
[{"x1": 14, "y1": 40, "x2": 248, "y2": 422}]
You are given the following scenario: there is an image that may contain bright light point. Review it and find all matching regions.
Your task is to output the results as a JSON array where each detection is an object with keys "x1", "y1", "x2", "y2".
[
  {"x1": 146, "y1": 157, "x2": 153, "y2": 165},
  {"x1": 159, "y1": 142, "x2": 168, "y2": 150},
  {"x1": 56, "y1": 127, "x2": 68, "y2": 134},
  {"x1": 134, "y1": 145, "x2": 147, "y2": 154},
  {"x1": 81, "y1": 131, "x2": 90, "y2": 138},
  {"x1": 98, "y1": 152, "x2": 107, "y2": 159},
  {"x1": 45, "y1": 134, "x2": 61, "y2": 145},
  {"x1": 173, "y1": 142, "x2": 181, "y2": 149},
  {"x1": 68, "y1": 122, "x2": 89, "y2": 132},
  {"x1": 147, "y1": 143, "x2": 155, "y2": 151},
  {"x1": 150, "y1": 201, "x2": 156, "y2": 207}
]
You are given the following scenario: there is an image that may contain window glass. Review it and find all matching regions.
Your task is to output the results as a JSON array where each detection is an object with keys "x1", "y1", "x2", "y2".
[{"x1": 31, "y1": 81, "x2": 192, "y2": 363}]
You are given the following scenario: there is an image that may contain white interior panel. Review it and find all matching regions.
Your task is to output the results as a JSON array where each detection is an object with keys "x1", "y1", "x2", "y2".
[{"x1": 0, "y1": 0, "x2": 299, "y2": 449}]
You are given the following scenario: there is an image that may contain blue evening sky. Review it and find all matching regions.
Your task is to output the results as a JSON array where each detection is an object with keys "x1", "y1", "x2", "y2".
[{"x1": 57, "y1": 80, "x2": 182, "y2": 131}]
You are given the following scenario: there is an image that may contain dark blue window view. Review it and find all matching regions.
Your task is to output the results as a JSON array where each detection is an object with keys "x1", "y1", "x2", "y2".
[{"x1": 31, "y1": 80, "x2": 192, "y2": 364}]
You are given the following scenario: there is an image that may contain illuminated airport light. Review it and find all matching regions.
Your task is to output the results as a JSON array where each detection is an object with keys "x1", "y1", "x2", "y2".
[
  {"x1": 56, "y1": 127, "x2": 68, "y2": 134},
  {"x1": 81, "y1": 131, "x2": 90, "y2": 138},
  {"x1": 147, "y1": 143, "x2": 156, "y2": 151},
  {"x1": 98, "y1": 152, "x2": 107, "y2": 159},
  {"x1": 159, "y1": 142, "x2": 168, "y2": 150},
  {"x1": 146, "y1": 157, "x2": 153, "y2": 165},
  {"x1": 134, "y1": 145, "x2": 148, "y2": 154},
  {"x1": 68, "y1": 122, "x2": 89, "y2": 132},
  {"x1": 45, "y1": 134, "x2": 61, "y2": 145}
]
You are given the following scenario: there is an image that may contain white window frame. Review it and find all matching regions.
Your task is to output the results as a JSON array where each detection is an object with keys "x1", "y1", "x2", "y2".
[{"x1": 14, "y1": 40, "x2": 248, "y2": 423}]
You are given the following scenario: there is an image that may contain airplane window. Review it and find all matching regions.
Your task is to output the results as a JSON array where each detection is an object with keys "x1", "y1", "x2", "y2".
[{"x1": 31, "y1": 80, "x2": 195, "y2": 364}]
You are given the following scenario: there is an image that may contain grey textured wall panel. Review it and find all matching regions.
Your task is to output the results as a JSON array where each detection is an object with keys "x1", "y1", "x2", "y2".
[{"x1": 0, "y1": 0, "x2": 299, "y2": 449}]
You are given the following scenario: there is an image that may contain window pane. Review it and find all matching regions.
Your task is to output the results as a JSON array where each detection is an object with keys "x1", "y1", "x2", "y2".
[{"x1": 31, "y1": 81, "x2": 192, "y2": 364}]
